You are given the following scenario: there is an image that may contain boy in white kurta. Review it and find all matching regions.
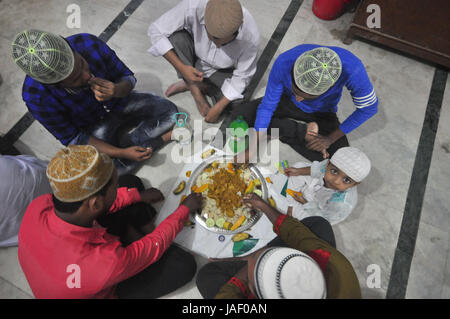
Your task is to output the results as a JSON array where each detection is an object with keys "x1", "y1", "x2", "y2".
[{"x1": 270, "y1": 147, "x2": 371, "y2": 225}]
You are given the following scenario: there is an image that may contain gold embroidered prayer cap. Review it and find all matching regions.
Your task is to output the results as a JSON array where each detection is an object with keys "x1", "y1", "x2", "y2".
[
  {"x1": 205, "y1": 0, "x2": 243, "y2": 39},
  {"x1": 46, "y1": 145, "x2": 115, "y2": 203}
]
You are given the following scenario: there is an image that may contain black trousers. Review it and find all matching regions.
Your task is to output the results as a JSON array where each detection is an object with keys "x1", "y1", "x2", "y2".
[
  {"x1": 97, "y1": 175, "x2": 197, "y2": 299},
  {"x1": 196, "y1": 216, "x2": 336, "y2": 299},
  {"x1": 229, "y1": 94, "x2": 350, "y2": 161}
]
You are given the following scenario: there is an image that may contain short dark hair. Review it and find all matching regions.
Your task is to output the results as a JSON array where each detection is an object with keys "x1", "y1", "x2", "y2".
[{"x1": 52, "y1": 176, "x2": 114, "y2": 214}]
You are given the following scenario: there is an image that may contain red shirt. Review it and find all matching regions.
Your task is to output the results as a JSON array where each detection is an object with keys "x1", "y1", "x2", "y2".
[{"x1": 18, "y1": 187, "x2": 190, "y2": 299}]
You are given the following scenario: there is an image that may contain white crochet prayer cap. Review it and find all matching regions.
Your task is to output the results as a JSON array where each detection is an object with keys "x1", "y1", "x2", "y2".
[
  {"x1": 254, "y1": 247, "x2": 326, "y2": 299},
  {"x1": 12, "y1": 29, "x2": 74, "y2": 84},
  {"x1": 330, "y1": 147, "x2": 371, "y2": 183},
  {"x1": 293, "y1": 47, "x2": 342, "y2": 96}
]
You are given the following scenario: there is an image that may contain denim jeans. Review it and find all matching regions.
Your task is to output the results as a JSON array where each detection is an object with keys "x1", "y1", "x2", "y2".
[{"x1": 74, "y1": 91, "x2": 178, "y2": 175}]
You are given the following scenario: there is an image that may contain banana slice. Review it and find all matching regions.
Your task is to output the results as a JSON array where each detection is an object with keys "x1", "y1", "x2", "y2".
[
  {"x1": 201, "y1": 149, "x2": 216, "y2": 159},
  {"x1": 232, "y1": 233, "x2": 251, "y2": 242},
  {"x1": 173, "y1": 181, "x2": 186, "y2": 195}
]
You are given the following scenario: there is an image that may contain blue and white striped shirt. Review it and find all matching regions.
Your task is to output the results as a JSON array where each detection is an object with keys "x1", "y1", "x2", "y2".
[{"x1": 254, "y1": 44, "x2": 378, "y2": 134}]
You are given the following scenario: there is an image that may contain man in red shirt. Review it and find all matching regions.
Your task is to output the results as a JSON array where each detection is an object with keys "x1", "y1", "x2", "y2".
[{"x1": 18, "y1": 145, "x2": 202, "y2": 298}]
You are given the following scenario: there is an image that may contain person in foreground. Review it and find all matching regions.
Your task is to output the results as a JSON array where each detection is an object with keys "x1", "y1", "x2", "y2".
[
  {"x1": 12, "y1": 29, "x2": 178, "y2": 175},
  {"x1": 196, "y1": 194, "x2": 361, "y2": 299},
  {"x1": 279, "y1": 147, "x2": 371, "y2": 225},
  {"x1": 18, "y1": 145, "x2": 202, "y2": 299},
  {"x1": 148, "y1": 0, "x2": 260, "y2": 123}
]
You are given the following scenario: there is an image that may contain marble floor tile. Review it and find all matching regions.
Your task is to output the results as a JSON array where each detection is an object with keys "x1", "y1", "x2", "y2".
[
  {"x1": 14, "y1": 120, "x2": 63, "y2": 161},
  {"x1": 0, "y1": 277, "x2": 33, "y2": 299},
  {"x1": 0, "y1": 246, "x2": 33, "y2": 296},
  {"x1": 333, "y1": 196, "x2": 404, "y2": 298},
  {"x1": 405, "y1": 221, "x2": 449, "y2": 298}
]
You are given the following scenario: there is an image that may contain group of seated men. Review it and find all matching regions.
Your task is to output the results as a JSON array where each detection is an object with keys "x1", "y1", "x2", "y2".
[{"x1": 2, "y1": 0, "x2": 378, "y2": 298}]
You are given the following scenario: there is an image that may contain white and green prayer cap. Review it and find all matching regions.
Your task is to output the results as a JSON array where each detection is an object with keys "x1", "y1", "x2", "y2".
[
  {"x1": 11, "y1": 29, "x2": 74, "y2": 84},
  {"x1": 293, "y1": 47, "x2": 342, "y2": 96}
]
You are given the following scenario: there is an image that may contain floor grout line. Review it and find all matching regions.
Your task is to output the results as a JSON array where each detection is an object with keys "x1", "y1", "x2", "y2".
[{"x1": 386, "y1": 67, "x2": 448, "y2": 299}]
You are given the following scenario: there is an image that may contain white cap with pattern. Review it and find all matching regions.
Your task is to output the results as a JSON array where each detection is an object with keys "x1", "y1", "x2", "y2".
[
  {"x1": 254, "y1": 247, "x2": 327, "y2": 299},
  {"x1": 330, "y1": 147, "x2": 371, "y2": 183},
  {"x1": 293, "y1": 47, "x2": 342, "y2": 96},
  {"x1": 11, "y1": 29, "x2": 74, "y2": 84}
]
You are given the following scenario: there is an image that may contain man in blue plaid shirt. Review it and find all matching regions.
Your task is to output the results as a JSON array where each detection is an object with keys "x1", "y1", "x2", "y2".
[{"x1": 14, "y1": 30, "x2": 178, "y2": 175}]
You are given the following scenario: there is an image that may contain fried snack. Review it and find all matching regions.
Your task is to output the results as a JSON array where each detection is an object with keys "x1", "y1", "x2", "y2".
[
  {"x1": 232, "y1": 233, "x2": 251, "y2": 242},
  {"x1": 173, "y1": 181, "x2": 186, "y2": 194},
  {"x1": 201, "y1": 149, "x2": 216, "y2": 159}
]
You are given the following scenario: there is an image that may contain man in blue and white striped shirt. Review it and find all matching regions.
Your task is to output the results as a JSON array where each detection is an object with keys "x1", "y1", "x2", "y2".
[{"x1": 232, "y1": 44, "x2": 378, "y2": 162}]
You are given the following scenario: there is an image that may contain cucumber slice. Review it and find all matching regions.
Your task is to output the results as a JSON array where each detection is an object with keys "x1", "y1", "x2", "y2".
[
  {"x1": 215, "y1": 218, "x2": 226, "y2": 228},
  {"x1": 253, "y1": 189, "x2": 262, "y2": 196},
  {"x1": 205, "y1": 218, "x2": 215, "y2": 228}
]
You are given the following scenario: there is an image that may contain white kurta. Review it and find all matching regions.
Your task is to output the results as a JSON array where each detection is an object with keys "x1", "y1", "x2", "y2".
[
  {"x1": 148, "y1": 0, "x2": 260, "y2": 101},
  {"x1": 269, "y1": 160, "x2": 358, "y2": 225},
  {"x1": 0, "y1": 155, "x2": 52, "y2": 247}
]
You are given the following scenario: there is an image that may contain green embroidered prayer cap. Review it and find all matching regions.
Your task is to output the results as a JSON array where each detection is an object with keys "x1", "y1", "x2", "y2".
[
  {"x1": 11, "y1": 29, "x2": 74, "y2": 84},
  {"x1": 293, "y1": 47, "x2": 342, "y2": 96}
]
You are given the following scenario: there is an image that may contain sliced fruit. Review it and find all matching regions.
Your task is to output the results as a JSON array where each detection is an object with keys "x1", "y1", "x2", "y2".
[
  {"x1": 191, "y1": 185, "x2": 198, "y2": 192},
  {"x1": 215, "y1": 218, "x2": 225, "y2": 228},
  {"x1": 185, "y1": 170, "x2": 192, "y2": 177},
  {"x1": 253, "y1": 178, "x2": 261, "y2": 186},
  {"x1": 205, "y1": 218, "x2": 215, "y2": 228},
  {"x1": 211, "y1": 161, "x2": 219, "y2": 168},
  {"x1": 286, "y1": 188, "x2": 303, "y2": 198},
  {"x1": 265, "y1": 177, "x2": 273, "y2": 184},
  {"x1": 232, "y1": 233, "x2": 251, "y2": 242},
  {"x1": 230, "y1": 216, "x2": 246, "y2": 231},
  {"x1": 253, "y1": 189, "x2": 262, "y2": 196},
  {"x1": 201, "y1": 149, "x2": 216, "y2": 159},
  {"x1": 195, "y1": 184, "x2": 208, "y2": 193},
  {"x1": 268, "y1": 197, "x2": 276, "y2": 208},
  {"x1": 173, "y1": 181, "x2": 186, "y2": 194},
  {"x1": 223, "y1": 221, "x2": 232, "y2": 230},
  {"x1": 244, "y1": 181, "x2": 255, "y2": 194}
]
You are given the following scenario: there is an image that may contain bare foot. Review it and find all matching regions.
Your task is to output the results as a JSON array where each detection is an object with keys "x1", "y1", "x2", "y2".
[
  {"x1": 190, "y1": 84, "x2": 211, "y2": 117},
  {"x1": 305, "y1": 122, "x2": 319, "y2": 142},
  {"x1": 165, "y1": 80, "x2": 189, "y2": 97}
]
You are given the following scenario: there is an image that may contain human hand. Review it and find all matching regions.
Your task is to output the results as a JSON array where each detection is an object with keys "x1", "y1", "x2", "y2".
[
  {"x1": 140, "y1": 188, "x2": 164, "y2": 204},
  {"x1": 242, "y1": 193, "x2": 266, "y2": 211},
  {"x1": 181, "y1": 65, "x2": 203, "y2": 84},
  {"x1": 284, "y1": 167, "x2": 302, "y2": 176},
  {"x1": 293, "y1": 193, "x2": 308, "y2": 204},
  {"x1": 120, "y1": 146, "x2": 152, "y2": 162},
  {"x1": 306, "y1": 133, "x2": 331, "y2": 159},
  {"x1": 89, "y1": 77, "x2": 116, "y2": 101},
  {"x1": 181, "y1": 193, "x2": 203, "y2": 213}
]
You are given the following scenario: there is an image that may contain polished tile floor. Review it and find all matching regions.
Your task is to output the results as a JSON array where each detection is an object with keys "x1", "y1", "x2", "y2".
[{"x1": 0, "y1": 0, "x2": 448, "y2": 299}]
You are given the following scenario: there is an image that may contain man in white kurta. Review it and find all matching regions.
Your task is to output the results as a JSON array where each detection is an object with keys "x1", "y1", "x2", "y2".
[
  {"x1": 0, "y1": 155, "x2": 52, "y2": 247},
  {"x1": 148, "y1": 0, "x2": 260, "y2": 123}
]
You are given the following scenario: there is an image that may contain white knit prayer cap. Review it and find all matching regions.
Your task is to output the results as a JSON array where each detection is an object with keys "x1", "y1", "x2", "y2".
[
  {"x1": 12, "y1": 29, "x2": 74, "y2": 84},
  {"x1": 254, "y1": 247, "x2": 326, "y2": 299},
  {"x1": 330, "y1": 147, "x2": 371, "y2": 183},
  {"x1": 293, "y1": 47, "x2": 342, "y2": 96}
]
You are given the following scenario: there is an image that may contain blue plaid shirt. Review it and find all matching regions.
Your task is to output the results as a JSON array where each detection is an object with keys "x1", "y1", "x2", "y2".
[{"x1": 22, "y1": 33, "x2": 134, "y2": 146}]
